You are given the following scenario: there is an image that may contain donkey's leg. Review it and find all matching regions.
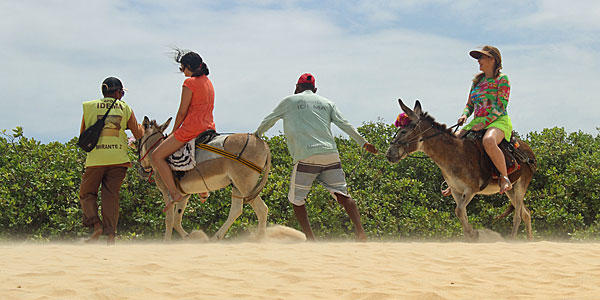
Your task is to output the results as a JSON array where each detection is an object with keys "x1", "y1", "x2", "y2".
[
  {"x1": 163, "y1": 196, "x2": 175, "y2": 242},
  {"x1": 155, "y1": 178, "x2": 176, "y2": 242},
  {"x1": 452, "y1": 189, "x2": 477, "y2": 240},
  {"x1": 155, "y1": 174, "x2": 174, "y2": 242},
  {"x1": 506, "y1": 185, "x2": 524, "y2": 239},
  {"x1": 173, "y1": 195, "x2": 191, "y2": 239},
  {"x1": 212, "y1": 191, "x2": 244, "y2": 241},
  {"x1": 522, "y1": 206, "x2": 533, "y2": 241},
  {"x1": 248, "y1": 195, "x2": 268, "y2": 240},
  {"x1": 506, "y1": 182, "x2": 532, "y2": 240}
]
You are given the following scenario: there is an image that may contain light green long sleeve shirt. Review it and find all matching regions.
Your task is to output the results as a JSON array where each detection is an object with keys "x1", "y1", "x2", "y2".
[{"x1": 255, "y1": 90, "x2": 367, "y2": 163}]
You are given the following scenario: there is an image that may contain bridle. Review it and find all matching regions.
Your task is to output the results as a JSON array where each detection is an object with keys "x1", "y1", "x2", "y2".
[
  {"x1": 389, "y1": 116, "x2": 461, "y2": 159},
  {"x1": 136, "y1": 130, "x2": 165, "y2": 181},
  {"x1": 389, "y1": 118, "x2": 433, "y2": 159}
]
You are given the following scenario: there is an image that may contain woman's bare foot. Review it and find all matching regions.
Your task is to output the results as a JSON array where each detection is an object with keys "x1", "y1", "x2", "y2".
[
  {"x1": 85, "y1": 223, "x2": 103, "y2": 243},
  {"x1": 163, "y1": 192, "x2": 184, "y2": 213},
  {"x1": 499, "y1": 175, "x2": 513, "y2": 194},
  {"x1": 441, "y1": 187, "x2": 452, "y2": 197},
  {"x1": 199, "y1": 192, "x2": 209, "y2": 203}
]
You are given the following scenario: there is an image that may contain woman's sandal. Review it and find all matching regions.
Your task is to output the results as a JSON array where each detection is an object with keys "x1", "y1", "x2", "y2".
[{"x1": 498, "y1": 175, "x2": 513, "y2": 194}]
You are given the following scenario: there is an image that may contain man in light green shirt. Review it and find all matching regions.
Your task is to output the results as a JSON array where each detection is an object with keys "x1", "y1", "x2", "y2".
[{"x1": 255, "y1": 73, "x2": 377, "y2": 241}]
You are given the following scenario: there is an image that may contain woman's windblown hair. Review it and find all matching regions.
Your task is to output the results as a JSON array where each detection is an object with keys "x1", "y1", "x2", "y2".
[{"x1": 173, "y1": 48, "x2": 210, "y2": 77}]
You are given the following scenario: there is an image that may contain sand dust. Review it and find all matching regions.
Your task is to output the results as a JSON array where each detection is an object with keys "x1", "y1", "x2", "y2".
[{"x1": 1, "y1": 228, "x2": 599, "y2": 299}]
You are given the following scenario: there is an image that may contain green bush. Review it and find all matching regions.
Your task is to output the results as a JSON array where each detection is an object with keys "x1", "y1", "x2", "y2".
[{"x1": 0, "y1": 124, "x2": 599, "y2": 241}]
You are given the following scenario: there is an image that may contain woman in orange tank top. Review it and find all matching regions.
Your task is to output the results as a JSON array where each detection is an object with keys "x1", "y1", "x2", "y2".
[{"x1": 152, "y1": 49, "x2": 215, "y2": 205}]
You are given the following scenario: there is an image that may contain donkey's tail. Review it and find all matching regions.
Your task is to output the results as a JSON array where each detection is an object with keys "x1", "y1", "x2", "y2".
[
  {"x1": 241, "y1": 138, "x2": 271, "y2": 203},
  {"x1": 494, "y1": 204, "x2": 514, "y2": 220}
]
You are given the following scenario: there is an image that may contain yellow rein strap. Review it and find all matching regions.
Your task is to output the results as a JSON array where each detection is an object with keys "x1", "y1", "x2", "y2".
[{"x1": 196, "y1": 144, "x2": 262, "y2": 173}]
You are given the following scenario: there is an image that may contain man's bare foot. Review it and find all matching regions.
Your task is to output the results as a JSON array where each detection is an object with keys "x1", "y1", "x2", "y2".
[
  {"x1": 499, "y1": 176, "x2": 513, "y2": 194},
  {"x1": 107, "y1": 234, "x2": 115, "y2": 245},
  {"x1": 85, "y1": 224, "x2": 102, "y2": 243}
]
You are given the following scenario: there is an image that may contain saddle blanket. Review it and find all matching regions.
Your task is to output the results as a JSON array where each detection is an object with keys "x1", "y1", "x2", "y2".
[{"x1": 167, "y1": 135, "x2": 229, "y2": 171}]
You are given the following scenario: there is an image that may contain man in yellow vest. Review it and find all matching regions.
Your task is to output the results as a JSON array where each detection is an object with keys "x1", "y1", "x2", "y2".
[{"x1": 79, "y1": 77, "x2": 144, "y2": 245}]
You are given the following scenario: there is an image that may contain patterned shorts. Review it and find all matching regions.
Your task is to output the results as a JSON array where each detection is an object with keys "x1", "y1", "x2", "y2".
[{"x1": 288, "y1": 153, "x2": 349, "y2": 206}]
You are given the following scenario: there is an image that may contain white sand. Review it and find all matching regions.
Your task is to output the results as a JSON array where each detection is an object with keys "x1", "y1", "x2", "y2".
[{"x1": 1, "y1": 232, "x2": 599, "y2": 299}]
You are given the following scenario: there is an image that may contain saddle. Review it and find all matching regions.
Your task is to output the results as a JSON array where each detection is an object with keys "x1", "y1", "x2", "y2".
[
  {"x1": 195, "y1": 129, "x2": 219, "y2": 146},
  {"x1": 172, "y1": 130, "x2": 220, "y2": 179},
  {"x1": 465, "y1": 130, "x2": 529, "y2": 191}
]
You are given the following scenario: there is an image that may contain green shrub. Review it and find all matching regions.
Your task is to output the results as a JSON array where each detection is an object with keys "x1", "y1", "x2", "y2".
[{"x1": 1, "y1": 124, "x2": 599, "y2": 240}]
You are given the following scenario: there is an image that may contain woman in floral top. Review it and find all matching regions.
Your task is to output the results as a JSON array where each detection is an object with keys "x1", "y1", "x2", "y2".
[{"x1": 453, "y1": 45, "x2": 513, "y2": 194}]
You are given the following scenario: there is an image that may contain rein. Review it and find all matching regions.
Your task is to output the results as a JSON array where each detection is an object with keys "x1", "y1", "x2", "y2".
[
  {"x1": 138, "y1": 132, "x2": 165, "y2": 162},
  {"x1": 390, "y1": 118, "x2": 462, "y2": 159},
  {"x1": 136, "y1": 131, "x2": 166, "y2": 182}
]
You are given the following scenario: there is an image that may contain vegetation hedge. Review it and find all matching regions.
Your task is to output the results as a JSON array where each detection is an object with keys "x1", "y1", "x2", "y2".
[{"x1": 1, "y1": 123, "x2": 599, "y2": 241}]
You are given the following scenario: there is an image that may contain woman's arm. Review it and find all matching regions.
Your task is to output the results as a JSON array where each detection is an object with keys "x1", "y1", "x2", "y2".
[
  {"x1": 171, "y1": 86, "x2": 193, "y2": 135},
  {"x1": 462, "y1": 89, "x2": 475, "y2": 118}
]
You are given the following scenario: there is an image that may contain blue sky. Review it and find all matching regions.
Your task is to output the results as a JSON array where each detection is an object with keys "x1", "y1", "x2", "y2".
[{"x1": 1, "y1": 0, "x2": 599, "y2": 143}]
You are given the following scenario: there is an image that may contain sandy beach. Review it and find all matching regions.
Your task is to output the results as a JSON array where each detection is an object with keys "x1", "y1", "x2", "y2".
[{"x1": 1, "y1": 232, "x2": 599, "y2": 300}]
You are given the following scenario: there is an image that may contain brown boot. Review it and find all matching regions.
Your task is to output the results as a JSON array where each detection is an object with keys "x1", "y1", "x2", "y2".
[
  {"x1": 107, "y1": 234, "x2": 116, "y2": 245},
  {"x1": 85, "y1": 223, "x2": 103, "y2": 243}
]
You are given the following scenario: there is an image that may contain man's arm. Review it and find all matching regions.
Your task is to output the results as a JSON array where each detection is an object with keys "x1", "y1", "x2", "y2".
[
  {"x1": 255, "y1": 99, "x2": 287, "y2": 137},
  {"x1": 330, "y1": 104, "x2": 378, "y2": 154},
  {"x1": 127, "y1": 111, "x2": 145, "y2": 139},
  {"x1": 330, "y1": 104, "x2": 367, "y2": 146}
]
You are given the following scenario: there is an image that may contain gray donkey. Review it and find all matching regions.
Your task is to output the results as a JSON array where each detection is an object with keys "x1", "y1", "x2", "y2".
[{"x1": 138, "y1": 117, "x2": 271, "y2": 241}]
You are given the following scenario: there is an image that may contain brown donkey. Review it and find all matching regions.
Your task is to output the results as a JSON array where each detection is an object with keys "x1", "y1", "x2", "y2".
[
  {"x1": 138, "y1": 117, "x2": 271, "y2": 241},
  {"x1": 385, "y1": 100, "x2": 534, "y2": 241}
]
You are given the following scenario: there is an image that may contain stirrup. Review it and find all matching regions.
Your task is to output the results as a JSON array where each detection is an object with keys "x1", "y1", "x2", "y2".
[{"x1": 440, "y1": 181, "x2": 451, "y2": 197}]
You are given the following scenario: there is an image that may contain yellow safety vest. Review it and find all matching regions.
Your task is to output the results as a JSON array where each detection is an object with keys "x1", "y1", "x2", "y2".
[{"x1": 82, "y1": 97, "x2": 132, "y2": 167}]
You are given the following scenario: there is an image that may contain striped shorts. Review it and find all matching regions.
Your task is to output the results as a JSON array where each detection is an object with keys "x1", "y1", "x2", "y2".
[{"x1": 288, "y1": 153, "x2": 349, "y2": 206}]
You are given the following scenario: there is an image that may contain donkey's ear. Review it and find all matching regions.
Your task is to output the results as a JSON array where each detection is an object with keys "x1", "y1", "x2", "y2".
[
  {"x1": 158, "y1": 117, "x2": 172, "y2": 132},
  {"x1": 142, "y1": 116, "x2": 150, "y2": 129},
  {"x1": 413, "y1": 100, "x2": 422, "y2": 116},
  {"x1": 398, "y1": 98, "x2": 418, "y2": 120}
]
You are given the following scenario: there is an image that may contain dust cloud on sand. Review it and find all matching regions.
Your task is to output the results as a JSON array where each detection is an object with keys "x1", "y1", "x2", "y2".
[{"x1": 1, "y1": 231, "x2": 599, "y2": 299}]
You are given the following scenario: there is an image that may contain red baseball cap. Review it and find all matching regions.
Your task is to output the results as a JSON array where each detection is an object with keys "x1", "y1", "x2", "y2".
[{"x1": 297, "y1": 73, "x2": 315, "y2": 85}]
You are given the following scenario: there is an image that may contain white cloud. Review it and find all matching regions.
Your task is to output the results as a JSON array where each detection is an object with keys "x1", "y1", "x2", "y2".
[{"x1": 0, "y1": 0, "x2": 598, "y2": 143}]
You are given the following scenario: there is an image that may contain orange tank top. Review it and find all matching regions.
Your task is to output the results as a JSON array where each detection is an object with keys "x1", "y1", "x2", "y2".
[{"x1": 174, "y1": 75, "x2": 216, "y2": 142}]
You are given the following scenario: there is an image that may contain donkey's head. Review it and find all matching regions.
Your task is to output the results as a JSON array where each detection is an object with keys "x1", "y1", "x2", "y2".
[
  {"x1": 385, "y1": 99, "x2": 427, "y2": 163},
  {"x1": 137, "y1": 116, "x2": 171, "y2": 172}
]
